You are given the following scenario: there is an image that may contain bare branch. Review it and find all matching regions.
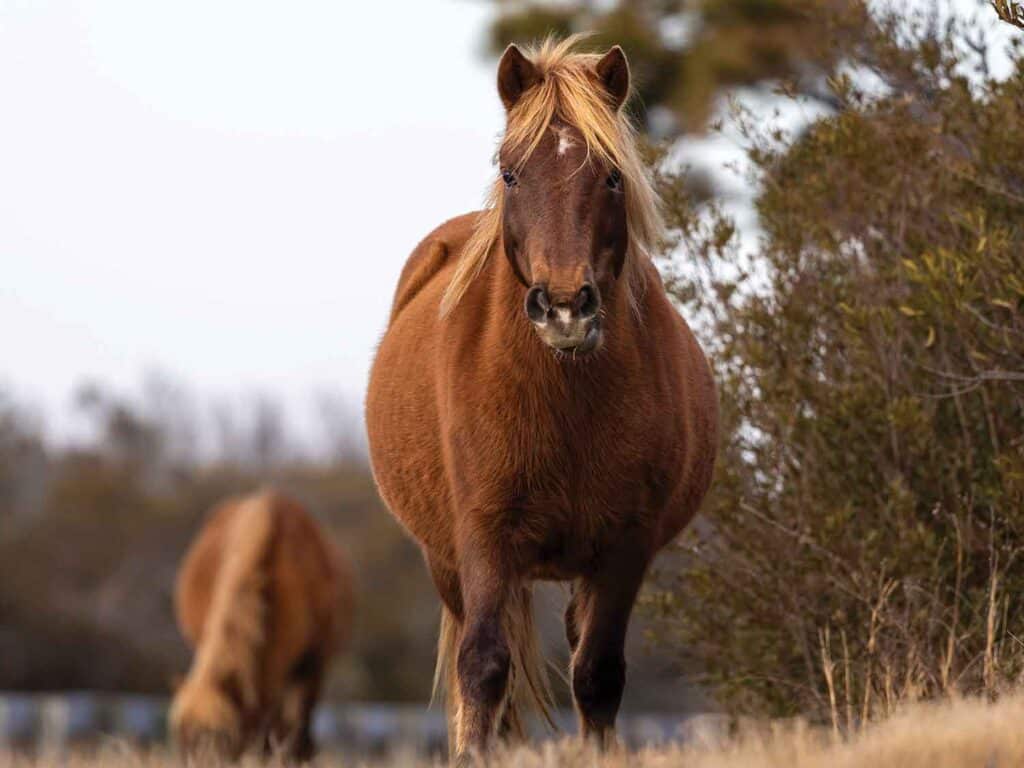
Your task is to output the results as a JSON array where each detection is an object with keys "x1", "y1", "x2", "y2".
[{"x1": 992, "y1": 0, "x2": 1024, "y2": 29}]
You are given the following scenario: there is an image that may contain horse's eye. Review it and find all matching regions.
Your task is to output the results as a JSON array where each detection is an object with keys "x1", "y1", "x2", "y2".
[
  {"x1": 501, "y1": 169, "x2": 518, "y2": 187},
  {"x1": 606, "y1": 169, "x2": 623, "y2": 190}
]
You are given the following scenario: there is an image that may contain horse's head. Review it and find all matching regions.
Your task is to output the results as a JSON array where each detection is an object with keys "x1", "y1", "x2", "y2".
[
  {"x1": 169, "y1": 675, "x2": 244, "y2": 760},
  {"x1": 496, "y1": 44, "x2": 632, "y2": 356}
]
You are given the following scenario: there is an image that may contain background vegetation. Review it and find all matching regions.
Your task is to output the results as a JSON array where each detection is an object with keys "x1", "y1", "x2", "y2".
[
  {"x1": 486, "y1": 0, "x2": 871, "y2": 135},
  {"x1": 0, "y1": 383, "x2": 438, "y2": 701},
  {"x1": 663, "y1": 6, "x2": 1024, "y2": 724}
]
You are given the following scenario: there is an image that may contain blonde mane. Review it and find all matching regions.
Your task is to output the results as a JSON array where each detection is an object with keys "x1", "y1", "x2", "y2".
[
  {"x1": 170, "y1": 494, "x2": 275, "y2": 741},
  {"x1": 439, "y1": 35, "x2": 664, "y2": 318}
]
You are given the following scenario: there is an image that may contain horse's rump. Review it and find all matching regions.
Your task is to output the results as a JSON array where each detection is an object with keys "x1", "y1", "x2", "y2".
[{"x1": 170, "y1": 489, "x2": 351, "y2": 758}]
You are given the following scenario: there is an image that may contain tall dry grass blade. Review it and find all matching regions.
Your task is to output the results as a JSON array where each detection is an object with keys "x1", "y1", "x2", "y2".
[{"x1": 819, "y1": 627, "x2": 839, "y2": 738}]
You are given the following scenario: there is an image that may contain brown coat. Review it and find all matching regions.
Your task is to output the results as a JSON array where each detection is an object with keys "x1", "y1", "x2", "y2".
[
  {"x1": 170, "y1": 489, "x2": 353, "y2": 760},
  {"x1": 366, "y1": 37, "x2": 718, "y2": 757}
]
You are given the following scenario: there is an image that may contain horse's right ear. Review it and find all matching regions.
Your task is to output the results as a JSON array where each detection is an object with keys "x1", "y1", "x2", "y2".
[{"x1": 497, "y1": 45, "x2": 539, "y2": 110}]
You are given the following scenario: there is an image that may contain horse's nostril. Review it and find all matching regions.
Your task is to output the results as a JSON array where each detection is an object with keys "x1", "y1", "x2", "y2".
[
  {"x1": 525, "y1": 285, "x2": 550, "y2": 323},
  {"x1": 575, "y1": 284, "x2": 600, "y2": 319}
]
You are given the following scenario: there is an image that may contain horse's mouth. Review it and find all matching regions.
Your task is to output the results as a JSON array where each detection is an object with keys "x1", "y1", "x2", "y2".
[
  {"x1": 541, "y1": 321, "x2": 602, "y2": 357},
  {"x1": 571, "y1": 323, "x2": 603, "y2": 355}
]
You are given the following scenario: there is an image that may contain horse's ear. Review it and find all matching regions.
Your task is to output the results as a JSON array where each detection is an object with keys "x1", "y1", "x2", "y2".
[
  {"x1": 497, "y1": 44, "x2": 539, "y2": 110},
  {"x1": 596, "y1": 45, "x2": 630, "y2": 111}
]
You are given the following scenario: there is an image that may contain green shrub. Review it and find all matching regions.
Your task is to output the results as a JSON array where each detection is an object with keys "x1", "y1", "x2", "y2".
[{"x1": 648, "y1": 18, "x2": 1024, "y2": 722}]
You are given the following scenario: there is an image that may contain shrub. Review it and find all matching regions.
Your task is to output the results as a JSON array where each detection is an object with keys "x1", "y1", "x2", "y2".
[{"x1": 648, "y1": 16, "x2": 1024, "y2": 723}]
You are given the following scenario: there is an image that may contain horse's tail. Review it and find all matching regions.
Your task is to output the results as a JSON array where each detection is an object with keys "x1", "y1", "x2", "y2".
[
  {"x1": 432, "y1": 604, "x2": 462, "y2": 752},
  {"x1": 432, "y1": 585, "x2": 556, "y2": 753},
  {"x1": 500, "y1": 586, "x2": 558, "y2": 740},
  {"x1": 170, "y1": 491, "x2": 278, "y2": 752}
]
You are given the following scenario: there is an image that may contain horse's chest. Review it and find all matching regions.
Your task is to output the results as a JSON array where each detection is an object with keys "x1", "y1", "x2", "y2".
[
  {"x1": 445, "y1": 364, "x2": 670, "y2": 569},
  {"x1": 475, "y1": 404, "x2": 653, "y2": 559}
]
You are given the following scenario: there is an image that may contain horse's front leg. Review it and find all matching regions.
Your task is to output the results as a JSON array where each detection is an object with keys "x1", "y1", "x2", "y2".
[
  {"x1": 570, "y1": 539, "x2": 649, "y2": 750},
  {"x1": 454, "y1": 539, "x2": 513, "y2": 760}
]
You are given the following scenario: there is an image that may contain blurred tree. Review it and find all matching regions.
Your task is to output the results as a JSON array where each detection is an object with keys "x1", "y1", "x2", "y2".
[
  {"x1": 645, "y1": 14, "x2": 1024, "y2": 720},
  {"x1": 484, "y1": 0, "x2": 872, "y2": 133},
  {"x1": 0, "y1": 392, "x2": 48, "y2": 521},
  {"x1": 74, "y1": 382, "x2": 166, "y2": 472}
]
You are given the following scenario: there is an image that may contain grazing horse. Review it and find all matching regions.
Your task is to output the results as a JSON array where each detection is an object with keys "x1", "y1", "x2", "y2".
[
  {"x1": 365, "y1": 37, "x2": 717, "y2": 759},
  {"x1": 170, "y1": 489, "x2": 353, "y2": 761}
]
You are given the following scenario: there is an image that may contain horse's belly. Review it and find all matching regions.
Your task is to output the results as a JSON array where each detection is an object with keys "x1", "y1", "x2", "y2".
[
  {"x1": 486, "y1": 477, "x2": 651, "y2": 580},
  {"x1": 366, "y1": 316, "x2": 454, "y2": 559}
]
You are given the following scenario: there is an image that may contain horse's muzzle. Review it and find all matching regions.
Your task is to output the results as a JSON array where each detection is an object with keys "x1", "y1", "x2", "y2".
[{"x1": 525, "y1": 283, "x2": 603, "y2": 355}]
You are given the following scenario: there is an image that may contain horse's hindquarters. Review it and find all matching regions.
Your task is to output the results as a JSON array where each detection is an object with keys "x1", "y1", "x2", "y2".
[{"x1": 173, "y1": 491, "x2": 352, "y2": 760}]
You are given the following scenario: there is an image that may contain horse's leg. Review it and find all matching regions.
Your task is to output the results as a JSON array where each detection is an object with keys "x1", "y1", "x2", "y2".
[
  {"x1": 287, "y1": 649, "x2": 325, "y2": 763},
  {"x1": 259, "y1": 655, "x2": 294, "y2": 758},
  {"x1": 427, "y1": 553, "x2": 464, "y2": 618},
  {"x1": 570, "y1": 546, "x2": 648, "y2": 750},
  {"x1": 453, "y1": 544, "x2": 512, "y2": 759}
]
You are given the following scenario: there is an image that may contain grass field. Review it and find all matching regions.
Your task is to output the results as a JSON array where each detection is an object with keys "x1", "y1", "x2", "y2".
[{"x1": 3, "y1": 692, "x2": 1024, "y2": 767}]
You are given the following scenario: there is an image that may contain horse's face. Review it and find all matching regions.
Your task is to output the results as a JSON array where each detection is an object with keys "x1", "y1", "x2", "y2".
[
  {"x1": 169, "y1": 678, "x2": 244, "y2": 761},
  {"x1": 497, "y1": 45, "x2": 631, "y2": 356}
]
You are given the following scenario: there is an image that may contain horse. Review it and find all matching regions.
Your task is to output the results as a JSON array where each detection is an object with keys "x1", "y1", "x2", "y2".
[
  {"x1": 365, "y1": 36, "x2": 718, "y2": 760},
  {"x1": 170, "y1": 489, "x2": 353, "y2": 761}
]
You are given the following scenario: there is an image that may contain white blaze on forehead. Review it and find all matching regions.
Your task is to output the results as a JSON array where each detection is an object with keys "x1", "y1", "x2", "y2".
[{"x1": 555, "y1": 128, "x2": 575, "y2": 157}]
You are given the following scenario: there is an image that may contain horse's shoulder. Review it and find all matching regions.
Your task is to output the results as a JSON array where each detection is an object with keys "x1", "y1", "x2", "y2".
[{"x1": 389, "y1": 212, "x2": 484, "y2": 324}]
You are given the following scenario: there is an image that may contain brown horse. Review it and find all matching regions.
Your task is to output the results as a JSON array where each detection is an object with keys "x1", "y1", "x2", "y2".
[
  {"x1": 366, "y1": 36, "x2": 717, "y2": 759},
  {"x1": 170, "y1": 489, "x2": 353, "y2": 761}
]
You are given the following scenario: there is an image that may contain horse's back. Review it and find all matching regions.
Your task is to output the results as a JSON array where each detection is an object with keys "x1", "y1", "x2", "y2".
[
  {"x1": 175, "y1": 490, "x2": 352, "y2": 656},
  {"x1": 388, "y1": 212, "x2": 482, "y2": 324},
  {"x1": 175, "y1": 498, "x2": 238, "y2": 648},
  {"x1": 269, "y1": 493, "x2": 354, "y2": 656}
]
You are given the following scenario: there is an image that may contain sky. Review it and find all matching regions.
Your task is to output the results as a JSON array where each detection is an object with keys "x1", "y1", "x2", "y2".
[
  {"x1": 1, "y1": 0, "x2": 1015, "y2": 445},
  {"x1": 0, "y1": 1, "x2": 499, "y2": 439}
]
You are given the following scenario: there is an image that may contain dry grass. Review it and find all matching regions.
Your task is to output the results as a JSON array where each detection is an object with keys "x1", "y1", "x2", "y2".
[{"x1": 5, "y1": 692, "x2": 1024, "y2": 768}]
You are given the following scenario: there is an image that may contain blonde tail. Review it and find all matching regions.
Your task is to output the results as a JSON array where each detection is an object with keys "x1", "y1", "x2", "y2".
[
  {"x1": 432, "y1": 605, "x2": 462, "y2": 754},
  {"x1": 431, "y1": 586, "x2": 556, "y2": 755},
  {"x1": 502, "y1": 586, "x2": 557, "y2": 739},
  {"x1": 170, "y1": 492, "x2": 278, "y2": 746}
]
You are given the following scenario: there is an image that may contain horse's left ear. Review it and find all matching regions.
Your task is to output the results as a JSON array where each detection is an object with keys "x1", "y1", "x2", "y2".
[
  {"x1": 498, "y1": 44, "x2": 540, "y2": 110},
  {"x1": 596, "y1": 46, "x2": 630, "y2": 111}
]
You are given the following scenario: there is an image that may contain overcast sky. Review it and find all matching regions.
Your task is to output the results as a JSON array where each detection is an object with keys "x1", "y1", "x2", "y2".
[
  {"x1": 1, "y1": 1, "x2": 499, "y2": 438},
  {"x1": 1, "y1": 0, "x2": 1014, "y2": 443}
]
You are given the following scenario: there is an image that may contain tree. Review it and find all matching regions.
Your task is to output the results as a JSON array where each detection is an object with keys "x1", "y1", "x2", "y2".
[
  {"x1": 0, "y1": 391, "x2": 48, "y2": 521},
  {"x1": 646, "y1": 14, "x2": 1024, "y2": 721},
  {"x1": 993, "y1": 0, "x2": 1024, "y2": 28},
  {"x1": 485, "y1": 0, "x2": 870, "y2": 133}
]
